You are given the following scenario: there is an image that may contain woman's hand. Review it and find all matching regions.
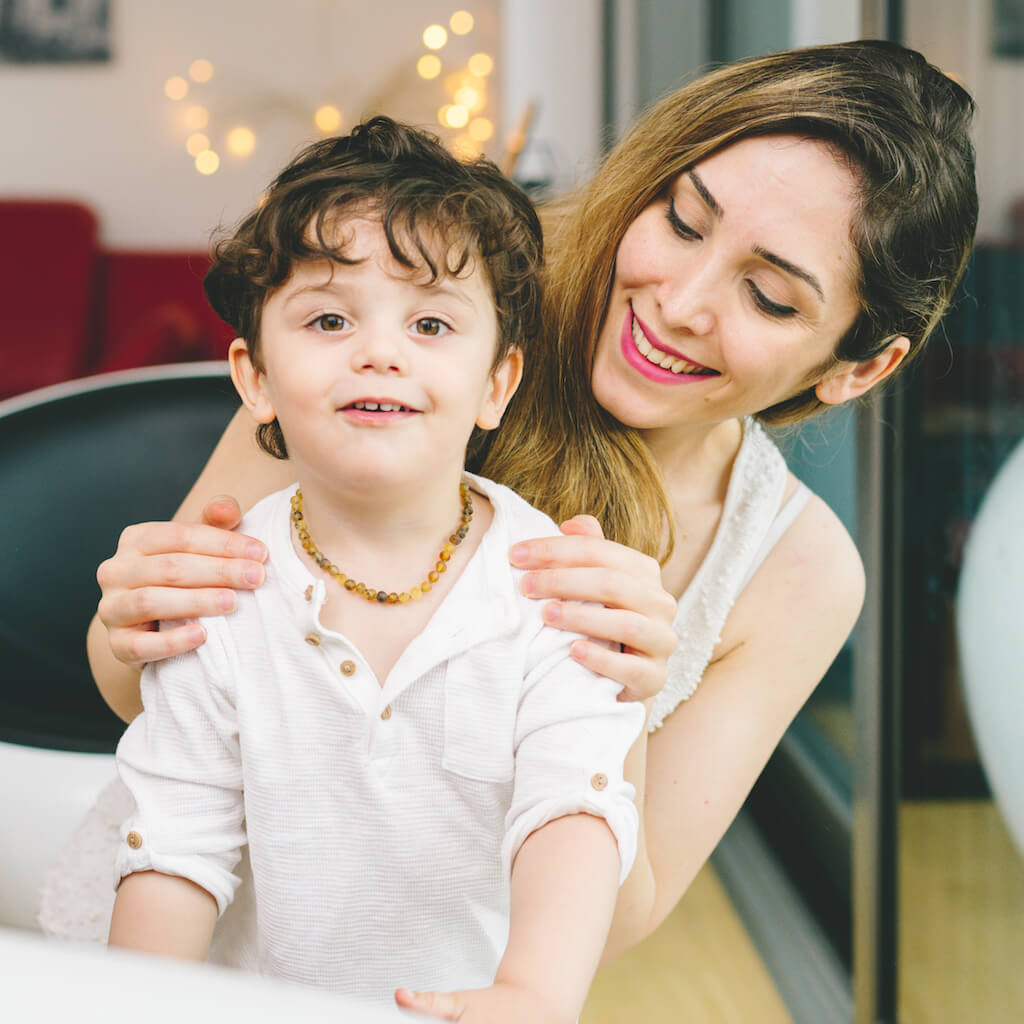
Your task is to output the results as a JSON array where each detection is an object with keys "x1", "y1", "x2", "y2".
[
  {"x1": 95, "y1": 497, "x2": 268, "y2": 671},
  {"x1": 509, "y1": 515, "x2": 677, "y2": 701}
]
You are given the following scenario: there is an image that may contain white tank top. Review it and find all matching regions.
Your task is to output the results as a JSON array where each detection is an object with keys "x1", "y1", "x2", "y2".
[{"x1": 648, "y1": 418, "x2": 810, "y2": 732}]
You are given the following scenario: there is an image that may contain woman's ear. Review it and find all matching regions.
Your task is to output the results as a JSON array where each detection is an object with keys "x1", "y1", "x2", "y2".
[
  {"x1": 816, "y1": 335, "x2": 911, "y2": 406},
  {"x1": 476, "y1": 347, "x2": 524, "y2": 430},
  {"x1": 228, "y1": 338, "x2": 277, "y2": 424}
]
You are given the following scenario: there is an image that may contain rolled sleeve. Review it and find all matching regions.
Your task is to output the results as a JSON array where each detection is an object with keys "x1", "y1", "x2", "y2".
[
  {"x1": 502, "y1": 634, "x2": 644, "y2": 885},
  {"x1": 114, "y1": 624, "x2": 246, "y2": 916}
]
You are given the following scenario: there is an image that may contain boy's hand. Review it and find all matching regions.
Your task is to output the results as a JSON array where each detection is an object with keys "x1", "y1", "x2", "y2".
[{"x1": 394, "y1": 983, "x2": 564, "y2": 1023}]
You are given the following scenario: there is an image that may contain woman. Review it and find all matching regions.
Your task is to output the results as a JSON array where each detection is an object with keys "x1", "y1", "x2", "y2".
[{"x1": 58, "y1": 40, "x2": 977, "y2": 969}]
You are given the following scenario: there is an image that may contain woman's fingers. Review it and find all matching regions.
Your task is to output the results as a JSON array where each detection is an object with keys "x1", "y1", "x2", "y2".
[
  {"x1": 510, "y1": 531, "x2": 658, "y2": 577},
  {"x1": 201, "y1": 495, "x2": 244, "y2": 531},
  {"x1": 521, "y1": 564, "x2": 676, "y2": 622},
  {"x1": 114, "y1": 520, "x2": 265, "y2": 563},
  {"x1": 110, "y1": 621, "x2": 208, "y2": 668}
]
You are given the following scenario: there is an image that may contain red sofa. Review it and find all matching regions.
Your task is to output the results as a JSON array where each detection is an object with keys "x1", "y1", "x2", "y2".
[{"x1": 0, "y1": 200, "x2": 234, "y2": 400}]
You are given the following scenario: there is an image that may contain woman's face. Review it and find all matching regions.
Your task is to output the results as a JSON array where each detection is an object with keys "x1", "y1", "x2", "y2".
[{"x1": 590, "y1": 134, "x2": 863, "y2": 436}]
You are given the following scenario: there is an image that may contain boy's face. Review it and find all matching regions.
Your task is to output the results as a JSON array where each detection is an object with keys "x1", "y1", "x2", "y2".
[{"x1": 229, "y1": 215, "x2": 521, "y2": 495}]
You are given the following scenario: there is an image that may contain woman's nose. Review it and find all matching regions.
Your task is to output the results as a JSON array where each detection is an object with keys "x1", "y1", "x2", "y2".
[{"x1": 656, "y1": 267, "x2": 717, "y2": 337}]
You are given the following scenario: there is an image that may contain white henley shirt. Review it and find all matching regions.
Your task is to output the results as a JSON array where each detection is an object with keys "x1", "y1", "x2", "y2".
[{"x1": 115, "y1": 473, "x2": 643, "y2": 1003}]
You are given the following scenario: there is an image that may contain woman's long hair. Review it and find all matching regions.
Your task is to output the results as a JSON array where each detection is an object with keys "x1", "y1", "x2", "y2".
[{"x1": 480, "y1": 40, "x2": 977, "y2": 561}]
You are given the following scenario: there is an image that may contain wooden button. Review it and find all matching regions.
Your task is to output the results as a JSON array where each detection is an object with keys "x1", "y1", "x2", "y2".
[
  {"x1": 340, "y1": 660, "x2": 356, "y2": 676},
  {"x1": 304, "y1": 633, "x2": 322, "y2": 647},
  {"x1": 304, "y1": 585, "x2": 313, "y2": 602},
  {"x1": 380, "y1": 705, "x2": 392, "y2": 721},
  {"x1": 590, "y1": 773, "x2": 608, "y2": 791},
  {"x1": 126, "y1": 831, "x2": 143, "y2": 850}
]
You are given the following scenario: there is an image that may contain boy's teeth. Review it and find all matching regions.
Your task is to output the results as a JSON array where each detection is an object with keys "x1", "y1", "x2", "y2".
[
  {"x1": 630, "y1": 314, "x2": 715, "y2": 376},
  {"x1": 353, "y1": 401, "x2": 404, "y2": 411}
]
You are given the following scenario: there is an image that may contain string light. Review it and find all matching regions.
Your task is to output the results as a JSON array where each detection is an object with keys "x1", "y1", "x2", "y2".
[
  {"x1": 423, "y1": 25, "x2": 448, "y2": 49},
  {"x1": 164, "y1": 76, "x2": 188, "y2": 100},
  {"x1": 468, "y1": 117, "x2": 493, "y2": 142},
  {"x1": 183, "y1": 105, "x2": 209, "y2": 131},
  {"x1": 189, "y1": 59, "x2": 214, "y2": 83},
  {"x1": 417, "y1": 54, "x2": 442, "y2": 79},
  {"x1": 186, "y1": 132, "x2": 210, "y2": 156},
  {"x1": 226, "y1": 126, "x2": 256, "y2": 157},
  {"x1": 444, "y1": 105, "x2": 469, "y2": 129},
  {"x1": 468, "y1": 52, "x2": 493, "y2": 77},
  {"x1": 449, "y1": 11, "x2": 474, "y2": 35},
  {"x1": 314, "y1": 105, "x2": 342, "y2": 133},
  {"x1": 195, "y1": 150, "x2": 220, "y2": 175}
]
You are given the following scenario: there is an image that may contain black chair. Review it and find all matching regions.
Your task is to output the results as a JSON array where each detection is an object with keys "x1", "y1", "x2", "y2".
[
  {"x1": 1, "y1": 362, "x2": 239, "y2": 752},
  {"x1": 0, "y1": 364, "x2": 239, "y2": 929}
]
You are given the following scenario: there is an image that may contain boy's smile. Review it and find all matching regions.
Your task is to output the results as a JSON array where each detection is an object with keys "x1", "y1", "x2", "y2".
[{"x1": 229, "y1": 216, "x2": 521, "y2": 515}]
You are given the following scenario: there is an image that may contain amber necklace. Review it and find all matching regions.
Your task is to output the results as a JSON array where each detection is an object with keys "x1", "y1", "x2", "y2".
[{"x1": 290, "y1": 483, "x2": 474, "y2": 605}]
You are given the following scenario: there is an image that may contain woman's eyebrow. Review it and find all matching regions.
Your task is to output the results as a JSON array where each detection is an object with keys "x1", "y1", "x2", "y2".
[
  {"x1": 752, "y1": 245, "x2": 825, "y2": 302},
  {"x1": 688, "y1": 170, "x2": 723, "y2": 218}
]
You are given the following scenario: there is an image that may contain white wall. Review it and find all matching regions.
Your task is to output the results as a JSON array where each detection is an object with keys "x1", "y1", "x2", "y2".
[{"x1": 0, "y1": 1, "x2": 499, "y2": 249}]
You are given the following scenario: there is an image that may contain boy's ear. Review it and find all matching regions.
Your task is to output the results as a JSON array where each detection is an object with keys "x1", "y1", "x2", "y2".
[
  {"x1": 476, "y1": 347, "x2": 524, "y2": 430},
  {"x1": 815, "y1": 335, "x2": 910, "y2": 406},
  {"x1": 228, "y1": 338, "x2": 277, "y2": 424}
]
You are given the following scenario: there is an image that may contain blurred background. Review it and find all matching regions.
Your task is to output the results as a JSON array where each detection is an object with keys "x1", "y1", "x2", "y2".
[{"x1": 1, "y1": 2, "x2": 1022, "y2": 1023}]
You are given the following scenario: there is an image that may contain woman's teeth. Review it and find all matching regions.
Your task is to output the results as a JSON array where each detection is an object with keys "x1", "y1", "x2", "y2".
[
  {"x1": 631, "y1": 316, "x2": 715, "y2": 375},
  {"x1": 351, "y1": 401, "x2": 407, "y2": 412}
]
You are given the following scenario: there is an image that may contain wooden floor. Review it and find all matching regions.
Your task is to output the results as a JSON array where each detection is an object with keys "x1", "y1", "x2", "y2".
[
  {"x1": 583, "y1": 862, "x2": 792, "y2": 1024},
  {"x1": 900, "y1": 801, "x2": 1024, "y2": 1024}
]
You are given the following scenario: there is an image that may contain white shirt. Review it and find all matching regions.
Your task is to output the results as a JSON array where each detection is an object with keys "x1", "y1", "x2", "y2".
[{"x1": 115, "y1": 474, "x2": 643, "y2": 1002}]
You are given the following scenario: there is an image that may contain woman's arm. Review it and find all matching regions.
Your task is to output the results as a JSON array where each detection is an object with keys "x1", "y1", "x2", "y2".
[
  {"x1": 89, "y1": 405, "x2": 293, "y2": 721},
  {"x1": 620, "y1": 494, "x2": 865, "y2": 951}
]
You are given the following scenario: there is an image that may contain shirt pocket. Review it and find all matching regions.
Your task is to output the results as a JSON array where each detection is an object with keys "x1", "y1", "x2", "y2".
[{"x1": 442, "y1": 647, "x2": 518, "y2": 784}]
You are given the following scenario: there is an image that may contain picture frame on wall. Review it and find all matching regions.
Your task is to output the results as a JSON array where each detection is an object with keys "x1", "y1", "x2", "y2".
[
  {"x1": 994, "y1": 0, "x2": 1024, "y2": 58},
  {"x1": 0, "y1": 0, "x2": 111, "y2": 64}
]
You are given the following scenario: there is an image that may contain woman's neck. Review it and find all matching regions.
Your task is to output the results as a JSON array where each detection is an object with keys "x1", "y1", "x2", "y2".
[{"x1": 642, "y1": 417, "x2": 744, "y2": 502}]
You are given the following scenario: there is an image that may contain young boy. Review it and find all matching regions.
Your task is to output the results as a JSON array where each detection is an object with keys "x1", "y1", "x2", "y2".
[{"x1": 108, "y1": 118, "x2": 643, "y2": 1022}]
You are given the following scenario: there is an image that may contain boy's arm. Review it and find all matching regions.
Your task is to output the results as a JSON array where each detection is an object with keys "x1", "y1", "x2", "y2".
[
  {"x1": 396, "y1": 812, "x2": 620, "y2": 1023},
  {"x1": 109, "y1": 870, "x2": 218, "y2": 961}
]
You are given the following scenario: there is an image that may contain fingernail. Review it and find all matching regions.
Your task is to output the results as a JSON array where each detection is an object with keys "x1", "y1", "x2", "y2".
[
  {"x1": 509, "y1": 543, "x2": 529, "y2": 566},
  {"x1": 218, "y1": 591, "x2": 236, "y2": 613},
  {"x1": 520, "y1": 572, "x2": 536, "y2": 596},
  {"x1": 542, "y1": 601, "x2": 561, "y2": 624},
  {"x1": 246, "y1": 542, "x2": 267, "y2": 562},
  {"x1": 570, "y1": 639, "x2": 587, "y2": 661},
  {"x1": 243, "y1": 564, "x2": 264, "y2": 586},
  {"x1": 188, "y1": 625, "x2": 206, "y2": 646}
]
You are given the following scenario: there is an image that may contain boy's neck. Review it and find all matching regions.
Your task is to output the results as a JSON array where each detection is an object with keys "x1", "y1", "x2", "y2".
[{"x1": 291, "y1": 466, "x2": 470, "y2": 572}]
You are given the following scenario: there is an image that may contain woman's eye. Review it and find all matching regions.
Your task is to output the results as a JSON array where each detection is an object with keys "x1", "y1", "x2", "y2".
[
  {"x1": 747, "y1": 282, "x2": 798, "y2": 319},
  {"x1": 666, "y1": 198, "x2": 702, "y2": 241},
  {"x1": 414, "y1": 317, "x2": 449, "y2": 337},
  {"x1": 311, "y1": 313, "x2": 348, "y2": 332}
]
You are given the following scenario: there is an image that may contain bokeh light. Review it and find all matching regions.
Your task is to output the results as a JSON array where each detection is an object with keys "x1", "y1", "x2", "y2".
[
  {"x1": 314, "y1": 104, "x2": 342, "y2": 133},
  {"x1": 468, "y1": 117, "x2": 493, "y2": 142},
  {"x1": 186, "y1": 132, "x2": 210, "y2": 157},
  {"x1": 423, "y1": 25, "x2": 448, "y2": 50},
  {"x1": 468, "y1": 52, "x2": 493, "y2": 77},
  {"x1": 183, "y1": 105, "x2": 209, "y2": 131},
  {"x1": 189, "y1": 59, "x2": 214, "y2": 83},
  {"x1": 449, "y1": 11, "x2": 474, "y2": 35},
  {"x1": 452, "y1": 134, "x2": 480, "y2": 159},
  {"x1": 226, "y1": 126, "x2": 256, "y2": 157},
  {"x1": 444, "y1": 104, "x2": 469, "y2": 129},
  {"x1": 164, "y1": 76, "x2": 188, "y2": 100},
  {"x1": 195, "y1": 150, "x2": 220, "y2": 175},
  {"x1": 417, "y1": 54, "x2": 442, "y2": 79},
  {"x1": 454, "y1": 86, "x2": 481, "y2": 111}
]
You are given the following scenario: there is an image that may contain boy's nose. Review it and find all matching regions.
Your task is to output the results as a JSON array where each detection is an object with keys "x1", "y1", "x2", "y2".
[{"x1": 352, "y1": 330, "x2": 408, "y2": 374}]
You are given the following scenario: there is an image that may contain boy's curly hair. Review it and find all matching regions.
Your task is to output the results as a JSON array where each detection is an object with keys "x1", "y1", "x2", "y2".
[{"x1": 204, "y1": 116, "x2": 544, "y2": 459}]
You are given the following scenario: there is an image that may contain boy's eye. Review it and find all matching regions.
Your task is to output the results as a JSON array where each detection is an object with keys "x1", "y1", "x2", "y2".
[
  {"x1": 312, "y1": 313, "x2": 348, "y2": 332},
  {"x1": 414, "y1": 317, "x2": 449, "y2": 337}
]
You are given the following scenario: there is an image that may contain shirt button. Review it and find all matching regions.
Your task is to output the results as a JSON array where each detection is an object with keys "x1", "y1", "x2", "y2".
[
  {"x1": 305, "y1": 633, "x2": 322, "y2": 647},
  {"x1": 380, "y1": 705, "x2": 392, "y2": 721},
  {"x1": 340, "y1": 660, "x2": 356, "y2": 676},
  {"x1": 126, "y1": 831, "x2": 143, "y2": 850},
  {"x1": 304, "y1": 585, "x2": 313, "y2": 602},
  {"x1": 590, "y1": 773, "x2": 608, "y2": 791}
]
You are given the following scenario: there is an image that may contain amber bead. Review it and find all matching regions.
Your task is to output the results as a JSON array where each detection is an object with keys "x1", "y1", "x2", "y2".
[
  {"x1": 398, "y1": 592, "x2": 411, "y2": 604},
  {"x1": 387, "y1": 593, "x2": 399, "y2": 603},
  {"x1": 410, "y1": 587, "x2": 422, "y2": 600},
  {"x1": 428, "y1": 570, "x2": 439, "y2": 583},
  {"x1": 344, "y1": 579, "x2": 357, "y2": 591},
  {"x1": 435, "y1": 561, "x2": 447, "y2": 573},
  {"x1": 355, "y1": 583, "x2": 367, "y2": 595},
  {"x1": 375, "y1": 591, "x2": 388, "y2": 603},
  {"x1": 421, "y1": 581, "x2": 432, "y2": 592}
]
